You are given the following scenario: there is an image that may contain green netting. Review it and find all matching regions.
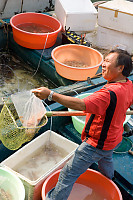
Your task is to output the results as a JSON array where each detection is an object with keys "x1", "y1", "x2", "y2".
[{"x1": 0, "y1": 97, "x2": 47, "y2": 150}]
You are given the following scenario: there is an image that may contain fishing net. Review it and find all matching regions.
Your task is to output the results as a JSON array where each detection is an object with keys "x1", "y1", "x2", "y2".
[{"x1": 0, "y1": 90, "x2": 47, "y2": 150}]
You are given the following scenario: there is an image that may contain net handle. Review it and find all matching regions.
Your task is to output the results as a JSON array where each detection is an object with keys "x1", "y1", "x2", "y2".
[{"x1": 45, "y1": 110, "x2": 133, "y2": 117}]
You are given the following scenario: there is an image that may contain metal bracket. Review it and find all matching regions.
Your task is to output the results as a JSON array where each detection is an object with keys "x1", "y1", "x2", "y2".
[
  {"x1": 123, "y1": 129, "x2": 133, "y2": 137},
  {"x1": 49, "y1": 0, "x2": 54, "y2": 10},
  {"x1": 87, "y1": 77, "x2": 95, "y2": 85}
]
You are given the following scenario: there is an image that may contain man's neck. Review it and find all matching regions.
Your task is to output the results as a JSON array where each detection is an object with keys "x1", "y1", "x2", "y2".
[
  {"x1": 107, "y1": 75, "x2": 127, "y2": 83},
  {"x1": 108, "y1": 78, "x2": 127, "y2": 84}
]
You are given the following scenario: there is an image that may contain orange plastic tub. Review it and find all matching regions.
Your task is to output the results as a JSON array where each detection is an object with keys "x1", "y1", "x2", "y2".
[
  {"x1": 42, "y1": 169, "x2": 123, "y2": 200},
  {"x1": 51, "y1": 44, "x2": 103, "y2": 81},
  {"x1": 10, "y1": 13, "x2": 62, "y2": 49}
]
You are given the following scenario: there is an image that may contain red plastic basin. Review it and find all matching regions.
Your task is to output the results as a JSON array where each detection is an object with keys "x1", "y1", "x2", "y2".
[
  {"x1": 10, "y1": 13, "x2": 62, "y2": 49},
  {"x1": 42, "y1": 169, "x2": 123, "y2": 200}
]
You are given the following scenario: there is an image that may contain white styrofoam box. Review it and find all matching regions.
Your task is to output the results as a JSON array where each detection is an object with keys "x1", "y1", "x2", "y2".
[
  {"x1": 98, "y1": 0, "x2": 133, "y2": 34},
  {"x1": 1, "y1": 130, "x2": 79, "y2": 200},
  {"x1": 55, "y1": 0, "x2": 98, "y2": 32},
  {"x1": 96, "y1": 25, "x2": 133, "y2": 54}
]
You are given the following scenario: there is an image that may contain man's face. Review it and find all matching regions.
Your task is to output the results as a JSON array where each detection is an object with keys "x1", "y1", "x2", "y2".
[{"x1": 102, "y1": 52, "x2": 121, "y2": 82}]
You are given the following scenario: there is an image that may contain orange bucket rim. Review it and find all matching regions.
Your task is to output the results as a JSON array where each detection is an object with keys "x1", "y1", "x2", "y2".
[
  {"x1": 42, "y1": 168, "x2": 123, "y2": 200},
  {"x1": 51, "y1": 44, "x2": 103, "y2": 70},
  {"x1": 10, "y1": 12, "x2": 62, "y2": 36}
]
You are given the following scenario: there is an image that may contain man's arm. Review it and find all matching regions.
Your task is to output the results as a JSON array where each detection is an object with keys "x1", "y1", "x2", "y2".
[{"x1": 32, "y1": 87, "x2": 86, "y2": 111}]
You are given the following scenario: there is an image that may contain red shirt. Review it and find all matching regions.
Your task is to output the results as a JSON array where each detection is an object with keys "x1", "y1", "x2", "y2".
[{"x1": 82, "y1": 79, "x2": 133, "y2": 150}]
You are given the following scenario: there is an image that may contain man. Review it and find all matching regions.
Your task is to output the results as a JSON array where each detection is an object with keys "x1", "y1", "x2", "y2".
[{"x1": 32, "y1": 49, "x2": 133, "y2": 200}]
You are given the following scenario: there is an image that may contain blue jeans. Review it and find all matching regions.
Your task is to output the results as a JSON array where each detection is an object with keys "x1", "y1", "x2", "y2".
[{"x1": 46, "y1": 141, "x2": 120, "y2": 200}]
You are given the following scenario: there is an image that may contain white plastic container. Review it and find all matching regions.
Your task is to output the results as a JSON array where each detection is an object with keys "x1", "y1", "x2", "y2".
[
  {"x1": 55, "y1": 0, "x2": 97, "y2": 32},
  {"x1": 1, "y1": 130, "x2": 78, "y2": 200},
  {"x1": 98, "y1": 0, "x2": 133, "y2": 34},
  {"x1": 96, "y1": 25, "x2": 133, "y2": 54}
]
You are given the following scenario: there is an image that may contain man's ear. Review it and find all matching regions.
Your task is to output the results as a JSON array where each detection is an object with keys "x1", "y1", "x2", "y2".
[{"x1": 118, "y1": 65, "x2": 124, "y2": 73}]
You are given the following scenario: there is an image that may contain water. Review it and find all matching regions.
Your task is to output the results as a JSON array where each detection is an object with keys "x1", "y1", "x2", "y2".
[
  {"x1": 14, "y1": 142, "x2": 68, "y2": 181},
  {"x1": 68, "y1": 183, "x2": 113, "y2": 200},
  {"x1": 0, "y1": 188, "x2": 13, "y2": 200},
  {"x1": 16, "y1": 23, "x2": 54, "y2": 33},
  {"x1": 0, "y1": 50, "x2": 55, "y2": 105},
  {"x1": 0, "y1": 176, "x2": 13, "y2": 200}
]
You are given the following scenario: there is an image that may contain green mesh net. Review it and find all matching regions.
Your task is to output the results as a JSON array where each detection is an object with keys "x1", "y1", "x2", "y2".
[{"x1": 0, "y1": 94, "x2": 47, "y2": 150}]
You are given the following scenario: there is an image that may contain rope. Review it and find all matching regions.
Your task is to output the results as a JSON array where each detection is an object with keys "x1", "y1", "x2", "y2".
[
  {"x1": 31, "y1": 33, "x2": 49, "y2": 78},
  {"x1": 42, "y1": 100, "x2": 53, "y2": 144}
]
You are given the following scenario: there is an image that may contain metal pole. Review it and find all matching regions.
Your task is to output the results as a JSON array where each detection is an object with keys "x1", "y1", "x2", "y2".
[{"x1": 20, "y1": 0, "x2": 24, "y2": 13}]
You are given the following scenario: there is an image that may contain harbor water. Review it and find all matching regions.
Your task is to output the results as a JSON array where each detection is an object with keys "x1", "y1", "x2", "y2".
[{"x1": 0, "y1": 50, "x2": 55, "y2": 105}]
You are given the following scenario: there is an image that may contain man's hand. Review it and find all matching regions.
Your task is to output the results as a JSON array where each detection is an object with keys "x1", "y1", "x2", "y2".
[{"x1": 32, "y1": 87, "x2": 51, "y2": 100}]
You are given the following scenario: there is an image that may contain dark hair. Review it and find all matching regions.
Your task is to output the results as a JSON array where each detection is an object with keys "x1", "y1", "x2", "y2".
[{"x1": 109, "y1": 49, "x2": 133, "y2": 77}]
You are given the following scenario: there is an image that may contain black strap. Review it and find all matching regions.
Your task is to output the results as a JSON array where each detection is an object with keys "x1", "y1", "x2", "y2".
[
  {"x1": 84, "y1": 90, "x2": 117, "y2": 149},
  {"x1": 96, "y1": 90, "x2": 117, "y2": 149},
  {"x1": 85, "y1": 114, "x2": 95, "y2": 139}
]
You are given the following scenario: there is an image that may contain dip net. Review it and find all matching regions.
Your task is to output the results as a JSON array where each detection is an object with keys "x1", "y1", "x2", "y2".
[{"x1": 0, "y1": 90, "x2": 47, "y2": 150}]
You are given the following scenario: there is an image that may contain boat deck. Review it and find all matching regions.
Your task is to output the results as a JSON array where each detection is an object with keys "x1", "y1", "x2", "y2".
[{"x1": 0, "y1": 18, "x2": 133, "y2": 200}]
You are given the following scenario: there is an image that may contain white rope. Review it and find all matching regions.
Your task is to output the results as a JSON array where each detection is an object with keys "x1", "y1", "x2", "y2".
[
  {"x1": 32, "y1": 33, "x2": 49, "y2": 78},
  {"x1": 42, "y1": 100, "x2": 53, "y2": 143}
]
